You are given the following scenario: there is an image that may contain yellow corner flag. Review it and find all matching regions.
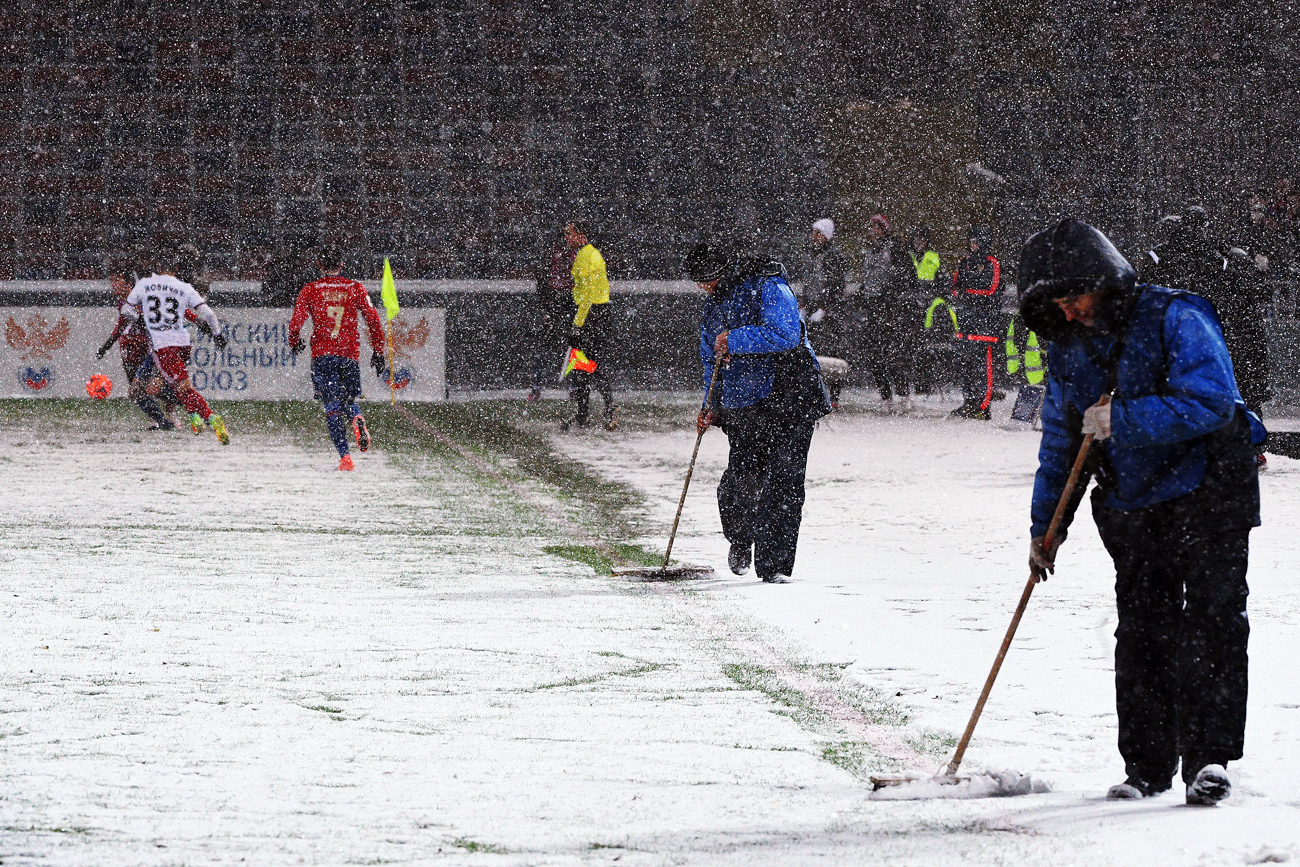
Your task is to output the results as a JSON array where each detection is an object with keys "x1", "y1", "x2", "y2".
[{"x1": 381, "y1": 257, "x2": 400, "y2": 322}]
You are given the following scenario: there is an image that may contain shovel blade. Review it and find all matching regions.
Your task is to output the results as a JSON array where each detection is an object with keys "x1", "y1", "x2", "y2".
[{"x1": 612, "y1": 565, "x2": 715, "y2": 581}]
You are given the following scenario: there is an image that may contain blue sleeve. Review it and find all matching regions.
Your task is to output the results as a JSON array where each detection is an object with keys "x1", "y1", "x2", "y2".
[
  {"x1": 724, "y1": 279, "x2": 802, "y2": 356},
  {"x1": 1030, "y1": 353, "x2": 1075, "y2": 539},
  {"x1": 700, "y1": 311, "x2": 718, "y2": 408},
  {"x1": 1109, "y1": 300, "x2": 1238, "y2": 448}
]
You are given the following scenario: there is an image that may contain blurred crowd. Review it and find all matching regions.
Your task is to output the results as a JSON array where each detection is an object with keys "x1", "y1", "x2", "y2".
[{"x1": 795, "y1": 180, "x2": 1295, "y2": 420}]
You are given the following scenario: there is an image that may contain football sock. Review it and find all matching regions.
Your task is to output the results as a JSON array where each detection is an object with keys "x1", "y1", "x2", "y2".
[
  {"x1": 179, "y1": 389, "x2": 212, "y2": 421},
  {"x1": 135, "y1": 396, "x2": 171, "y2": 427},
  {"x1": 325, "y1": 409, "x2": 350, "y2": 457}
]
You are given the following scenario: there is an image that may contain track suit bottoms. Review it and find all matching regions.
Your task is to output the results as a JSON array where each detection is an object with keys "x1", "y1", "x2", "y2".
[
  {"x1": 1093, "y1": 494, "x2": 1251, "y2": 787},
  {"x1": 717, "y1": 405, "x2": 815, "y2": 581},
  {"x1": 572, "y1": 302, "x2": 615, "y2": 424}
]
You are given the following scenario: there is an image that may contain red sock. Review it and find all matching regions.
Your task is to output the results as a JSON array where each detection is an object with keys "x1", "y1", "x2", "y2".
[{"x1": 180, "y1": 389, "x2": 211, "y2": 420}]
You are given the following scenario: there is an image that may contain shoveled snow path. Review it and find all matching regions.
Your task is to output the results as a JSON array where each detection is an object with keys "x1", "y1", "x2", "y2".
[{"x1": 552, "y1": 394, "x2": 1300, "y2": 866}]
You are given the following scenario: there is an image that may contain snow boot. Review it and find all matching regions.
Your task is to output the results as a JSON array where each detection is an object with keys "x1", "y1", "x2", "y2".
[
  {"x1": 1185, "y1": 764, "x2": 1230, "y2": 806},
  {"x1": 1106, "y1": 776, "x2": 1170, "y2": 800},
  {"x1": 728, "y1": 542, "x2": 752, "y2": 576}
]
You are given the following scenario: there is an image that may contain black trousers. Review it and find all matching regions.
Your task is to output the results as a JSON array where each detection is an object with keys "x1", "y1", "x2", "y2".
[
  {"x1": 717, "y1": 405, "x2": 815, "y2": 580},
  {"x1": 957, "y1": 335, "x2": 997, "y2": 408},
  {"x1": 572, "y1": 304, "x2": 615, "y2": 422},
  {"x1": 1093, "y1": 499, "x2": 1251, "y2": 786}
]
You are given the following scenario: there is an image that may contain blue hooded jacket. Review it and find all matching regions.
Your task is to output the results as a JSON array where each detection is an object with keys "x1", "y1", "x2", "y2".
[
  {"x1": 1019, "y1": 218, "x2": 1261, "y2": 539},
  {"x1": 700, "y1": 269, "x2": 813, "y2": 410}
]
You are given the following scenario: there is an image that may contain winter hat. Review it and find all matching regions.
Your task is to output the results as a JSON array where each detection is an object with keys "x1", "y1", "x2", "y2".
[
  {"x1": 870, "y1": 214, "x2": 891, "y2": 235},
  {"x1": 812, "y1": 218, "x2": 835, "y2": 241},
  {"x1": 684, "y1": 242, "x2": 734, "y2": 283}
]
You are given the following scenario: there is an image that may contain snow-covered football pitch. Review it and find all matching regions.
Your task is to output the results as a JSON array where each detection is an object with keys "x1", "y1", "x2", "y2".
[{"x1": 2, "y1": 394, "x2": 1298, "y2": 866}]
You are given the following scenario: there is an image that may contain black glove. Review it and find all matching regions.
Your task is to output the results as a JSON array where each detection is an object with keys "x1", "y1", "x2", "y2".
[
  {"x1": 370, "y1": 351, "x2": 386, "y2": 378},
  {"x1": 289, "y1": 337, "x2": 305, "y2": 355},
  {"x1": 213, "y1": 333, "x2": 229, "y2": 351},
  {"x1": 96, "y1": 343, "x2": 110, "y2": 359},
  {"x1": 568, "y1": 326, "x2": 582, "y2": 349}
]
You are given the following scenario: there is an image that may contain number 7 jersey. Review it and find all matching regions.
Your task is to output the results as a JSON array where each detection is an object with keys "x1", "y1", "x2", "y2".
[
  {"x1": 289, "y1": 275, "x2": 386, "y2": 361},
  {"x1": 123, "y1": 273, "x2": 210, "y2": 349}
]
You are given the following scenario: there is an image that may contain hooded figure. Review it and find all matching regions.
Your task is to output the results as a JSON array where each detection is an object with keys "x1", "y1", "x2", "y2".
[
  {"x1": 1020, "y1": 217, "x2": 1261, "y2": 808},
  {"x1": 687, "y1": 241, "x2": 830, "y2": 585}
]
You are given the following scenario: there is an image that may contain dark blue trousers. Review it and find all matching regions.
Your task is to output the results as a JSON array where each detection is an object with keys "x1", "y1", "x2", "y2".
[{"x1": 717, "y1": 405, "x2": 815, "y2": 580}]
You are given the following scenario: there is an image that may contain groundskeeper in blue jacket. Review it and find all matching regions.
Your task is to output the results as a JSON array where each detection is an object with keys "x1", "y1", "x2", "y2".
[
  {"x1": 686, "y1": 243, "x2": 830, "y2": 585},
  {"x1": 1018, "y1": 217, "x2": 1261, "y2": 808}
]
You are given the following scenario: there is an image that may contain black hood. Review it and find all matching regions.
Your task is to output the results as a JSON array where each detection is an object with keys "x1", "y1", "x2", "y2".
[{"x1": 1018, "y1": 218, "x2": 1138, "y2": 339}]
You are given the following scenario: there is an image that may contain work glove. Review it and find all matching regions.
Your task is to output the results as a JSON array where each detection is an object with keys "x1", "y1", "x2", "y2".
[
  {"x1": 696, "y1": 409, "x2": 716, "y2": 435},
  {"x1": 370, "y1": 351, "x2": 387, "y2": 378},
  {"x1": 213, "y1": 333, "x2": 229, "y2": 351},
  {"x1": 1029, "y1": 531, "x2": 1066, "y2": 582},
  {"x1": 568, "y1": 326, "x2": 582, "y2": 349},
  {"x1": 1081, "y1": 398, "x2": 1112, "y2": 440}
]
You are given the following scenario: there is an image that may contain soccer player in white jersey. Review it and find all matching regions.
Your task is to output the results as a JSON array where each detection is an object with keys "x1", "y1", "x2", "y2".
[{"x1": 121, "y1": 245, "x2": 232, "y2": 445}]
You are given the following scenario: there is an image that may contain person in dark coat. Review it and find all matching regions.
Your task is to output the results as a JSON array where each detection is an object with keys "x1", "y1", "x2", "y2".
[
  {"x1": 860, "y1": 214, "x2": 916, "y2": 411},
  {"x1": 1140, "y1": 206, "x2": 1273, "y2": 460},
  {"x1": 804, "y1": 218, "x2": 851, "y2": 405},
  {"x1": 529, "y1": 231, "x2": 576, "y2": 401},
  {"x1": 949, "y1": 226, "x2": 1003, "y2": 419},
  {"x1": 687, "y1": 242, "x2": 831, "y2": 584},
  {"x1": 1020, "y1": 217, "x2": 1262, "y2": 807}
]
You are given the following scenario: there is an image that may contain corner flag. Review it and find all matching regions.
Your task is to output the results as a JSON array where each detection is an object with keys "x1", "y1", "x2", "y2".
[{"x1": 381, "y1": 257, "x2": 400, "y2": 321}]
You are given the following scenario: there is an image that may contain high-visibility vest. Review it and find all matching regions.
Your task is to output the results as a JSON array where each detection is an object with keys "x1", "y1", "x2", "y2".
[
  {"x1": 1005, "y1": 317, "x2": 1045, "y2": 385},
  {"x1": 924, "y1": 297, "x2": 961, "y2": 338}
]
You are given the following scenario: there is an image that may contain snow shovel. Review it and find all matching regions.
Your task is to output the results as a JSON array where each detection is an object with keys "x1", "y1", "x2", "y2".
[
  {"x1": 870, "y1": 400, "x2": 1107, "y2": 798},
  {"x1": 613, "y1": 364, "x2": 722, "y2": 581}
]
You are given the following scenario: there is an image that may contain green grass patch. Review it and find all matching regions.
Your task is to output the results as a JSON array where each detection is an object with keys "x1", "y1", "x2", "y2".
[
  {"x1": 531, "y1": 660, "x2": 672, "y2": 691},
  {"x1": 543, "y1": 542, "x2": 663, "y2": 574},
  {"x1": 723, "y1": 661, "x2": 950, "y2": 777},
  {"x1": 450, "y1": 838, "x2": 508, "y2": 854}
]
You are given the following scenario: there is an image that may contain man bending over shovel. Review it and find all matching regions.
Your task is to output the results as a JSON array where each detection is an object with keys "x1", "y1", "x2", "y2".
[
  {"x1": 1018, "y1": 218, "x2": 1263, "y2": 807},
  {"x1": 685, "y1": 242, "x2": 831, "y2": 585}
]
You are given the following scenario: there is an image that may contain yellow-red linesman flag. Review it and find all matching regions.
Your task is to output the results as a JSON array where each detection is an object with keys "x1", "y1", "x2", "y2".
[
  {"x1": 381, "y1": 257, "x2": 400, "y2": 321},
  {"x1": 560, "y1": 347, "x2": 597, "y2": 379}
]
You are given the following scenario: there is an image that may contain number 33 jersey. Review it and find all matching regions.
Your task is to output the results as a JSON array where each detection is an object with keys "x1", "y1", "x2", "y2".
[
  {"x1": 123, "y1": 273, "x2": 210, "y2": 349},
  {"x1": 289, "y1": 275, "x2": 386, "y2": 361}
]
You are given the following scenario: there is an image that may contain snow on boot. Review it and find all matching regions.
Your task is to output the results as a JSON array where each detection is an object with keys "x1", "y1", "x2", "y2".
[
  {"x1": 728, "y1": 542, "x2": 752, "y2": 576},
  {"x1": 1186, "y1": 764, "x2": 1230, "y2": 806},
  {"x1": 1106, "y1": 777, "x2": 1168, "y2": 800}
]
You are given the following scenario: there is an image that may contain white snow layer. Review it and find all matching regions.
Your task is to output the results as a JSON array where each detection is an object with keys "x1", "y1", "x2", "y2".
[{"x1": 1, "y1": 393, "x2": 1298, "y2": 866}]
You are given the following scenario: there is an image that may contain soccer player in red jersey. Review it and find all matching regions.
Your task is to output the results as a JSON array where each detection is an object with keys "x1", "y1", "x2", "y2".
[{"x1": 288, "y1": 244, "x2": 387, "y2": 471}]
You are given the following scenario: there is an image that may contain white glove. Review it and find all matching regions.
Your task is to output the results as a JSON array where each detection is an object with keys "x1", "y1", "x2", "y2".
[
  {"x1": 809, "y1": 308, "x2": 826, "y2": 323},
  {"x1": 1082, "y1": 400, "x2": 1112, "y2": 440}
]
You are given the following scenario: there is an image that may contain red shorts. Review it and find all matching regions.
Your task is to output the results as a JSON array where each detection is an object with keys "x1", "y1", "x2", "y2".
[{"x1": 151, "y1": 345, "x2": 192, "y2": 385}]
